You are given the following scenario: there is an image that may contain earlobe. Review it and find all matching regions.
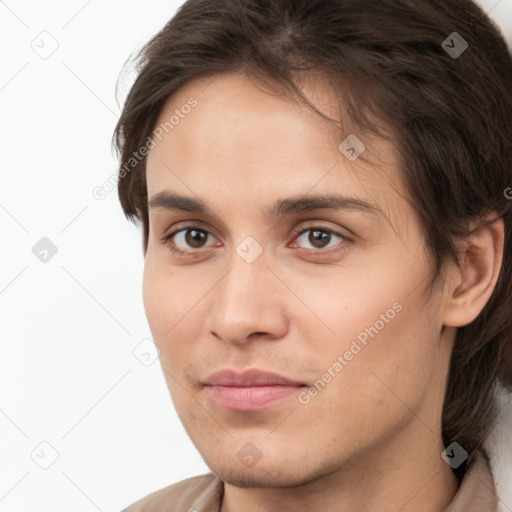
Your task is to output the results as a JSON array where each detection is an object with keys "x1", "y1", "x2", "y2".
[{"x1": 442, "y1": 217, "x2": 504, "y2": 328}]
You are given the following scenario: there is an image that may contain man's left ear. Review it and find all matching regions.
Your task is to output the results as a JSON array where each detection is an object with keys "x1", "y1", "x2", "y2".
[{"x1": 442, "y1": 215, "x2": 505, "y2": 328}]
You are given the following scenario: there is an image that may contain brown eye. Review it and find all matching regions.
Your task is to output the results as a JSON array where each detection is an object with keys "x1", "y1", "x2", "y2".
[
  {"x1": 184, "y1": 229, "x2": 208, "y2": 248},
  {"x1": 293, "y1": 227, "x2": 345, "y2": 251},
  {"x1": 164, "y1": 227, "x2": 217, "y2": 255},
  {"x1": 308, "y1": 230, "x2": 333, "y2": 248}
]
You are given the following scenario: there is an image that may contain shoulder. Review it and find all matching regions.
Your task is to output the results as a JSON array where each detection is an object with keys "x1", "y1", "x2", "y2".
[
  {"x1": 120, "y1": 473, "x2": 223, "y2": 512},
  {"x1": 444, "y1": 450, "x2": 497, "y2": 512}
]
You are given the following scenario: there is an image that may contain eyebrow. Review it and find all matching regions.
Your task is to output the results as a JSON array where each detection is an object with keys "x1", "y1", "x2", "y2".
[{"x1": 148, "y1": 190, "x2": 389, "y2": 222}]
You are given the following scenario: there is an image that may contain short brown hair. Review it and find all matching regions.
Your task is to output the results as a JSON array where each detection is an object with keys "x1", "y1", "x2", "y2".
[{"x1": 113, "y1": 0, "x2": 512, "y2": 478}]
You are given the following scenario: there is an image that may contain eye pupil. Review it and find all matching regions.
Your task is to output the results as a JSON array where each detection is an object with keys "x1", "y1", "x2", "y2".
[
  {"x1": 309, "y1": 230, "x2": 330, "y2": 248},
  {"x1": 185, "y1": 229, "x2": 207, "y2": 248}
]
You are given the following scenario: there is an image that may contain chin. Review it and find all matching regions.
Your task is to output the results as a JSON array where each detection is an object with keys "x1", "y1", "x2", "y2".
[
  {"x1": 214, "y1": 469, "x2": 278, "y2": 488},
  {"x1": 204, "y1": 451, "x2": 330, "y2": 489},
  {"x1": 211, "y1": 465, "x2": 307, "y2": 489}
]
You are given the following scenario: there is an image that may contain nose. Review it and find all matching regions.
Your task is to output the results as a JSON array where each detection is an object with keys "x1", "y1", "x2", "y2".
[{"x1": 205, "y1": 247, "x2": 289, "y2": 346}]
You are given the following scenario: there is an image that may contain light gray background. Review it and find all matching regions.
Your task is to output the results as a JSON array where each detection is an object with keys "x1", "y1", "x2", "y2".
[{"x1": 1, "y1": 1, "x2": 511, "y2": 511}]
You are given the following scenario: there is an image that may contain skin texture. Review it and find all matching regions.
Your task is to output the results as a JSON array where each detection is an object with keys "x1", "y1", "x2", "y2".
[{"x1": 143, "y1": 72, "x2": 504, "y2": 512}]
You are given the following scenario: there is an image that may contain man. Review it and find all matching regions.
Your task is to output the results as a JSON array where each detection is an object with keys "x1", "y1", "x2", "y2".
[{"x1": 114, "y1": 0, "x2": 512, "y2": 510}]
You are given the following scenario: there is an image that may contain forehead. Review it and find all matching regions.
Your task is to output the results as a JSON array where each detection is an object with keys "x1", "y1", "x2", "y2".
[{"x1": 145, "y1": 72, "x2": 409, "y2": 231}]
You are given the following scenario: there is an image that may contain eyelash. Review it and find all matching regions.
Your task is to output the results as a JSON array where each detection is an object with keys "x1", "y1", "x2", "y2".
[{"x1": 161, "y1": 224, "x2": 351, "y2": 258}]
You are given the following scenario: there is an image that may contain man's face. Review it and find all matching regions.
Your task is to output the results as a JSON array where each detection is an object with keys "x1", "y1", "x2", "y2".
[{"x1": 143, "y1": 72, "x2": 452, "y2": 487}]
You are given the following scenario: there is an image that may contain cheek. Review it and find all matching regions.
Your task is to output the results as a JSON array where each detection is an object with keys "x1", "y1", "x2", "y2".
[
  {"x1": 142, "y1": 265, "x2": 188, "y2": 405},
  {"x1": 142, "y1": 257, "x2": 185, "y2": 349},
  {"x1": 142, "y1": 260, "x2": 166, "y2": 337},
  {"x1": 318, "y1": 296, "x2": 438, "y2": 432},
  {"x1": 297, "y1": 263, "x2": 439, "y2": 413},
  {"x1": 142, "y1": 249, "x2": 190, "y2": 331},
  {"x1": 142, "y1": 258, "x2": 205, "y2": 370}
]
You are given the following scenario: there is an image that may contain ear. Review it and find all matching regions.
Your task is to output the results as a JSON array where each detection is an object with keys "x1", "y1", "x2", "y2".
[{"x1": 442, "y1": 216, "x2": 505, "y2": 328}]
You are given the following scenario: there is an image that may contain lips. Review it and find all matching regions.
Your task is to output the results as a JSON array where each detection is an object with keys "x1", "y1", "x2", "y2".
[
  {"x1": 203, "y1": 368, "x2": 305, "y2": 387},
  {"x1": 203, "y1": 369, "x2": 306, "y2": 411}
]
